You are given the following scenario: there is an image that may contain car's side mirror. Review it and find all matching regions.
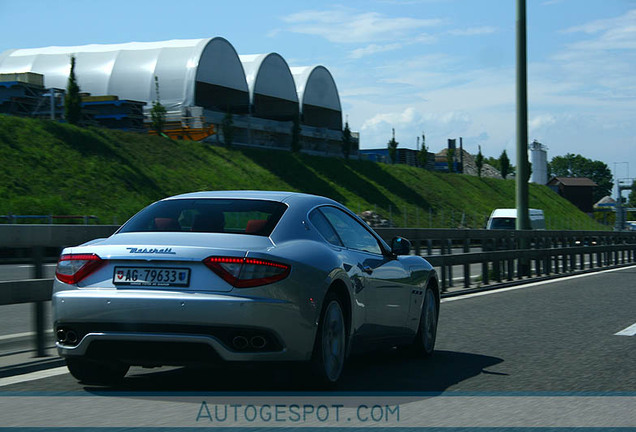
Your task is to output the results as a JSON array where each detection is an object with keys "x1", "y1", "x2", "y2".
[{"x1": 391, "y1": 236, "x2": 411, "y2": 256}]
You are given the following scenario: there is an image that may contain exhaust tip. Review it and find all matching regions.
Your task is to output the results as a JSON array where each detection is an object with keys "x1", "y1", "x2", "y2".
[
  {"x1": 232, "y1": 336, "x2": 249, "y2": 350},
  {"x1": 66, "y1": 330, "x2": 78, "y2": 344},
  {"x1": 56, "y1": 329, "x2": 66, "y2": 343},
  {"x1": 250, "y1": 336, "x2": 267, "y2": 349}
]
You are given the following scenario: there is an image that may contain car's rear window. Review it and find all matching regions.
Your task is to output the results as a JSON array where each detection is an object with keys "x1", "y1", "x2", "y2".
[{"x1": 118, "y1": 199, "x2": 287, "y2": 236}]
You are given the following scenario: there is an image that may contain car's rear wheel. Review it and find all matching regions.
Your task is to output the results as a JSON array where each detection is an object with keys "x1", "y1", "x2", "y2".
[
  {"x1": 66, "y1": 358, "x2": 129, "y2": 385},
  {"x1": 412, "y1": 286, "x2": 438, "y2": 356},
  {"x1": 311, "y1": 292, "x2": 346, "y2": 386}
]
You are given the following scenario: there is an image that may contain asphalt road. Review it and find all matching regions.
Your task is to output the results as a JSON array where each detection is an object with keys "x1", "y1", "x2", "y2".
[{"x1": 1, "y1": 265, "x2": 634, "y2": 393}]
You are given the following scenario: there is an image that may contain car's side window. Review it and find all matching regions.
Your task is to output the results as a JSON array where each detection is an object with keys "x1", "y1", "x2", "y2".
[
  {"x1": 319, "y1": 207, "x2": 382, "y2": 255},
  {"x1": 309, "y1": 209, "x2": 343, "y2": 246}
]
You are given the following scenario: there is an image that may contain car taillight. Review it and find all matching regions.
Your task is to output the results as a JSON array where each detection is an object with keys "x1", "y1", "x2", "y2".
[
  {"x1": 55, "y1": 254, "x2": 104, "y2": 284},
  {"x1": 203, "y1": 256, "x2": 290, "y2": 288}
]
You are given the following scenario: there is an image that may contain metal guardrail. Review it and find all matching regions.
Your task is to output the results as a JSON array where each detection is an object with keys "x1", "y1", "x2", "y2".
[
  {"x1": 0, "y1": 224, "x2": 119, "y2": 356},
  {"x1": 374, "y1": 228, "x2": 636, "y2": 291},
  {"x1": 2, "y1": 224, "x2": 636, "y2": 356},
  {"x1": 0, "y1": 215, "x2": 100, "y2": 224}
]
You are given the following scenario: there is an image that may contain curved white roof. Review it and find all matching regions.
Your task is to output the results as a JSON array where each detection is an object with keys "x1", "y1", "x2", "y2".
[
  {"x1": 291, "y1": 66, "x2": 342, "y2": 130},
  {"x1": 0, "y1": 38, "x2": 249, "y2": 114},
  {"x1": 240, "y1": 53, "x2": 298, "y2": 121}
]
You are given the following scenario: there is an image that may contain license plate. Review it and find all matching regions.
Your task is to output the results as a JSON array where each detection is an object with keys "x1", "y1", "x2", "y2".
[{"x1": 113, "y1": 266, "x2": 190, "y2": 287}]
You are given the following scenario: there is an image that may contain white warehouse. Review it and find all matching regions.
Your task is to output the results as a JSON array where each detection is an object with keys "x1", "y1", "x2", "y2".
[{"x1": 0, "y1": 37, "x2": 347, "y2": 155}]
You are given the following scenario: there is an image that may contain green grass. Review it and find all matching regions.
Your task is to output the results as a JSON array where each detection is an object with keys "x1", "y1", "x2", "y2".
[{"x1": 0, "y1": 115, "x2": 607, "y2": 230}]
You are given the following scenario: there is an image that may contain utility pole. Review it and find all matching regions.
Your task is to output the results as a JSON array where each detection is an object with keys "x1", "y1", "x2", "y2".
[
  {"x1": 516, "y1": 0, "x2": 530, "y2": 231},
  {"x1": 516, "y1": 0, "x2": 531, "y2": 275}
]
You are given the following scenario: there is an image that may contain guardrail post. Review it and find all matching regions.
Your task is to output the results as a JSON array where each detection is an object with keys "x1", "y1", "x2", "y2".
[
  {"x1": 507, "y1": 236, "x2": 514, "y2": 281},
  {"x1": 614, "y1": 238, "x2": 619, "y2": 265},
  {"x1": 439, "y1": 249, "x2": 447, "y2": 293},
  {"x1": 543, "y1": 237, "x2": 553, "y2": 275},
  {"x1": 463, "y1": 238, "x2": 471, "y2": 288},
  {"x1": 414, "y1": 239, "x2": 421, "y2": 256},
  {"x1": 446, "y1": 239, "x2": 453, "y2": 288},
  {"x1": 31, "y1": 246, "x2": 47, "y2": 358},
  {"x1": 561, "y1": 236, "x2": 567, "y2": 273},
  {"x1": 493, "y1": 238, "x2": 502, "y2": 283},
  {"x1": 481, "y1": 238, "x2": 490, "y2": 285}
]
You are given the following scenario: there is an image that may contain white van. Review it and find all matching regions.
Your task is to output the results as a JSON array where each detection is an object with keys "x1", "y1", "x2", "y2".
[{"x1": 486, "y1": 208, "x2": 546, "y2": 230}]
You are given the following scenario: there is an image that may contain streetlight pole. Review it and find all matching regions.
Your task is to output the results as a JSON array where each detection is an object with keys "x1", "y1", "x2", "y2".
[
  {"x1": 516, "y1": 0, "x2": 530, "y2": 231},
  {"x1": 516, "y1": 0, "x2": 531, "y2": 275}
]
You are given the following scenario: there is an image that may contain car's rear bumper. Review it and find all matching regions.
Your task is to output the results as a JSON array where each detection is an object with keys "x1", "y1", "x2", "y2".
[{"x1": 53, "y1": 288, "x2": 317, "y2": 364}]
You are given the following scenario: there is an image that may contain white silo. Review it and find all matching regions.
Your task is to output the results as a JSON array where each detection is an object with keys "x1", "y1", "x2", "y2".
[{"x1": 530, "y1": 140, "x2": 548, "y2": 184}]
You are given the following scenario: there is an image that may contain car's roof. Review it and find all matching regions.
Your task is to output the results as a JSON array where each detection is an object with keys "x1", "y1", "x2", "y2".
[{"x1": 166, "y1": 190, "x2": 339, "y2": 206}]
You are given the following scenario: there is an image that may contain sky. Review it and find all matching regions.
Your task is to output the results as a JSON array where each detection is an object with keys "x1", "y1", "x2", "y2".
[{"x1": 1, "y1": 0, "x2": 635, "y2": 193}]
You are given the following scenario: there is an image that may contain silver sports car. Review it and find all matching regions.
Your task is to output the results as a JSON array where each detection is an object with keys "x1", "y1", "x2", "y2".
[{"x1": 53, "y1": 191, "x2": 440, "y2": 386}]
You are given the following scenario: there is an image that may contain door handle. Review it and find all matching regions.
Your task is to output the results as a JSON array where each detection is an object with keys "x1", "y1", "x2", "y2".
[{"x1": 362, "y1": 265, "x2": 374, "y2": 275}]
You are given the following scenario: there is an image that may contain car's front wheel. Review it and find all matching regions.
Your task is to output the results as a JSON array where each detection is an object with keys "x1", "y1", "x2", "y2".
[
  {"x1": 412, "y1": 285, "x2": 438, "y2": 356},
  {"x1": 311, "y1": 292, "x2": 346, "y2": 386},
  {"x1": 66, "y1": 358, "x2": 129, "y2": 385}
]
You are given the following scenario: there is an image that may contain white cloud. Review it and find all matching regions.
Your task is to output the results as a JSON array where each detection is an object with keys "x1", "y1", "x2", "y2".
[
  {"x1": 529, "y1": 114, "x2": 557, "y2": 133},
  {"x1": 447, "y1": 26, "x2": 497, "y2": 37},
  {"x1": 564, "y1": 9, "x2": 636, "y2": 36},
  {"x1": 542, "y1": 9, "x2": 636, "y2": 102},
  {"x1": 280, "y1": 8, "x2": 442, "y2": 44},
  {"x1": 347, "y1": 33, "x2": 437, "y2": 58},
  {"x1": 349, "y1": 43, "x2": 403, "y2": 59}
]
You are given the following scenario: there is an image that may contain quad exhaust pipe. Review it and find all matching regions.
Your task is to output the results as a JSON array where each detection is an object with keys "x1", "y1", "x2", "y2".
[
  {"x1": 231, "y1": 335, "x2": 268, "y2": 350},
  {"x1": 250, "y1": 336, "x2": 267, "y2": 349},
  {"x1": 232, "y1": 336, "x2": 249, "y2": 350},
  {"x1": 56, "y1": 328, "x2": 79, "y2": 345}
]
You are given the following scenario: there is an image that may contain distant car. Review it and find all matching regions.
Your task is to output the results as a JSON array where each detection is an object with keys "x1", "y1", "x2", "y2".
[
  {"x1": 53, "y1": 191, "x2": 440, "y2": 386},
  {"x1": 486, "y1": 208, "x2": 546, "y2": 230}
]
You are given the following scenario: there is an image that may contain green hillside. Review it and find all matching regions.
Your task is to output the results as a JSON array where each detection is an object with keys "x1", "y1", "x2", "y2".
[{"x1": 0, "y1": 115, "x2": 606, "y2": 230}]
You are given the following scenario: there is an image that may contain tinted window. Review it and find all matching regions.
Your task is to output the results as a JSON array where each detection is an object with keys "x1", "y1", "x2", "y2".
[
  {"x1": 118, "y1": 199, "x2": 286, "y2": 236},
  {"x1": 489, "y1": 217, "x2": 516, "y2": 230},
  {"x1": 319, "y1": 207, "x2": 382, "y2": 255},
  {"x1": 309, "y1": 209, "x2": 343, "y2": 246}
]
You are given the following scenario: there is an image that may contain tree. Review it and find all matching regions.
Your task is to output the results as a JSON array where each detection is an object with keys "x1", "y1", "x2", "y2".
[
  {"x1": 447, "y1": 147, "x2": 455, "y2": 173},
  {"x1": 475, "y1": 145, "x2": 484, "y2": 178},
  {"x1": 387, "y1": 128, "x2": 398, "y2": 163},
  {"x1": 150, "y1": 76, "x2": 166, "y2": 135},
  {"x1": 290, "y1": 113, "x2": 301, "y2": 152},
  {"x1": 64, "y1": 55, "x2": 82, "y2": 125},
  {"x1": 222, "y1": 111, "x2": 234, "y2": 147},
  {"x1": 484, "y1": 156, "x2": 500, "y2": 171},
  {"x1": 417, "y1": 133, "x2": 429, "y2": 168},
  {"x1": 341, "y1": 121, "x2": 352, "y2": 159},
  {"x1": 548, "y1": 153, "x2": 613, "y2": 201},
  {"x1": 499, "y1": 150, "x2": 511, "y2": 179}
]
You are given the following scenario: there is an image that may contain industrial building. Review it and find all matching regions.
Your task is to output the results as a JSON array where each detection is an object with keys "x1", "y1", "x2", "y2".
[
  {"x1": 530, "y1": 140, "x2": 548, "y2": 184},
  {"x1": 0, "y1": 37, "x2": 351, "y2": 155}
]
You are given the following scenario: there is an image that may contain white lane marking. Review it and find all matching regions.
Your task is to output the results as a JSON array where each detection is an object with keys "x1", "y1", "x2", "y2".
[
  {"x1": 0, "y1": 366, "x2": 68, "y2": 388},
  {"x1": 0, "y1": 330, "x2": 53, "y2": 341},
  {"x1": 615, "y1": 322, "x2": 636, "y2": 336},
  {"x1": 442, "y1": 265, "x2": 636, "y2": 303}
]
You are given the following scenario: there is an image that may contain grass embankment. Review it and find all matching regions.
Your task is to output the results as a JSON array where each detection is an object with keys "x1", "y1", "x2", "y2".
[{"x1": 0, "y1": 115, "x2": 605, "y2": 230}]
